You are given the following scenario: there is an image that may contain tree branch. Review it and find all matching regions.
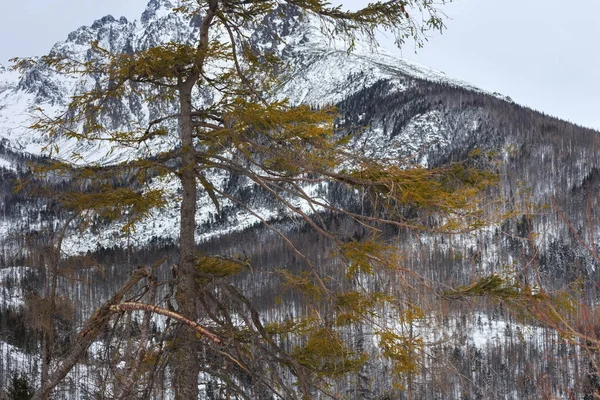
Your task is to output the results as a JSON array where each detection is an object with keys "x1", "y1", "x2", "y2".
[
  {"x1": 32, "y1": 267, "x2": 152, "y2": 400},
  {"x1": 109, "y1": 302, "x2": 223, "y2": 345}
]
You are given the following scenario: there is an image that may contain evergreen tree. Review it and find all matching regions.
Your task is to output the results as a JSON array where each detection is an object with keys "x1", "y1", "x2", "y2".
[{"x1": 14, "y1": 1, "x2": 499, "y2": 399}]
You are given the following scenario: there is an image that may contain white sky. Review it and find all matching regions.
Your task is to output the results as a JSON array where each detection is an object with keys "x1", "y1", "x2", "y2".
[{"x1": 1, "y1": 0, "x2": 599, "y2": 130}]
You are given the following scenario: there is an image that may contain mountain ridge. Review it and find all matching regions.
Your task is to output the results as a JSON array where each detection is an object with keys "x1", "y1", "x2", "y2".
[
  {"x1": 0, "y1": 3, "x2": 597, "y2": 256},
  {"x1": 0, "y1": 2, "x2": 516, "y2": 155},
  {"x1": 0, "y1": 2, "x2": 528, "y2": 253},
  {"x1": 1, "y1": 2, "x2": 600, "y2": 398}
]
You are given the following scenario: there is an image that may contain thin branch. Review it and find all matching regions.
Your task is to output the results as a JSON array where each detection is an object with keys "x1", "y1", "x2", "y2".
[{"x1": 109, "y1": 302, "x2": 223, "y2": 345}]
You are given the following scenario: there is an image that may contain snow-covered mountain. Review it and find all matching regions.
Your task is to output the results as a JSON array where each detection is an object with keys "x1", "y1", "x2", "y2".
[
  {"x1": 0, "y1": 1, "x2": 507, "y2": 156},
  {"x1": 0, "y1": 1, "x2": 516, "y2": 252},
  {"x1": 1, "y1": 1, "x2": 600, "y2": 398}
]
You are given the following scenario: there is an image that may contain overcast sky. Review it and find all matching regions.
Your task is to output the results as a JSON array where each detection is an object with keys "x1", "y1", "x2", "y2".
[{"x1": 1, "y1": 0, "x2": 599, "y2": 130}]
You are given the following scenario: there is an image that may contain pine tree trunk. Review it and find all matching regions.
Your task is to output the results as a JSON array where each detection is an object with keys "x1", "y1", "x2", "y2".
[
  {"x1": 171, "y1": 3, "x2": 218, "y2": 397},
  {"x1": 173, "y1": 82, "x2": 200, "y2": 400}
]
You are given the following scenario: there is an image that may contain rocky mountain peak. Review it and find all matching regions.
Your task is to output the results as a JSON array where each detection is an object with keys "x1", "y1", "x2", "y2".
[
  {"x1": 63, "y1": 14, "x2": 133, "y2": 48},
  {"x1": 247, "y1": 4, "x2": 382, "y2": 64},
  {"x1": 140, "y1": 0, "x2": 177, "y2": 25}
]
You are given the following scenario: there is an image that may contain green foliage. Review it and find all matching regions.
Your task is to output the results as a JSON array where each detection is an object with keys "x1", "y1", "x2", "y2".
[
  {"x1": 377, "y1": 330, "x2": 423, "y2": 387},
  {"x1": 264, "y1": 316, "x2": 318, "y2": 337},
  {"x1": 292, "y1": 327, "x2": 367, "y2": 378},
  {"x1": 341, "y1": 160, "x2": 497, "y2": 232},
  {"x1": 443, "y1": 274, "x2": 522, "y2": 301},
  {"x1": 334, "y1": 291, "x2": 392, "y2": 325},
  {"x1": 340, "y1": 236, "x2": 401, "y2": 279},
  {"x1": 195, "y1": 254, "x2": 248, "y2": 281},
  {"x1": 443, "y1": 273, "x2": 584, "y2": 338},
  {"x1": 279, "y1": 270, "x2": 327, "y2": 301},
  {"x1": 61, "y1": 187, "x2": 165, "y2": 232}
]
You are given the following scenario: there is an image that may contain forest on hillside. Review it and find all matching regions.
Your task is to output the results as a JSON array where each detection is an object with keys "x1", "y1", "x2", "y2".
[{"x1": 1, "y1": 1, "x2": 600, "y2": 399}]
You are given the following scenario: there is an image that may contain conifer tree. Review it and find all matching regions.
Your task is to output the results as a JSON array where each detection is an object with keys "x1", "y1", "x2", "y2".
[{"x1": 14, "y1": 1, "x2": 499, "y2": 398}]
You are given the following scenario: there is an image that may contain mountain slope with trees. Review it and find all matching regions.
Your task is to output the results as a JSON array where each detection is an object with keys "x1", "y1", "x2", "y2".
[{"x1": 0, "y1": 1, "x2": 599, "y2": 399}]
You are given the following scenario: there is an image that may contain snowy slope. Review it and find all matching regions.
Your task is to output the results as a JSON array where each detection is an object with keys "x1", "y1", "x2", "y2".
[
  {"x1": 0, "y1": 1, "x2": 510, "y2": 253},
  {"x1": 0, "y1": 0, "x2": 596, "y2": 267},
  {"x1": 0, "y1": 1, "x2": 504, "y2": 157},
  {"x1": 1, "y1": 2, "x2": 600, "y2": 399}
]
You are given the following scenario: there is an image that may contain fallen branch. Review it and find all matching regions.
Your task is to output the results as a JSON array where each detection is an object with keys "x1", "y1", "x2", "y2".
[{"x1": 109, "y1": 302, "x2": 223, "y2": 345}]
